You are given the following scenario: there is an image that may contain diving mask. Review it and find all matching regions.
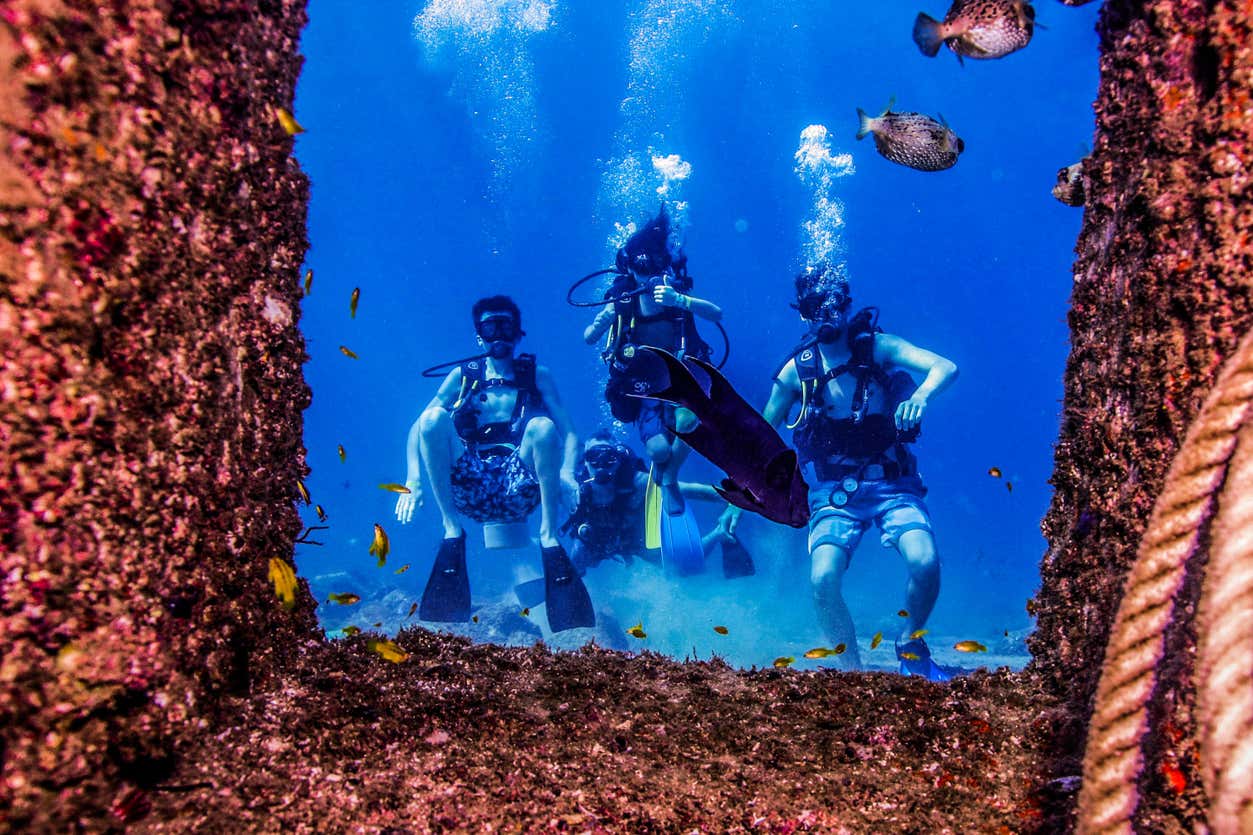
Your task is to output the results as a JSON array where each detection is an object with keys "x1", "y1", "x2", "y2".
[
  {"x1": 584, "y1": 445, "x2": 626, "y2": 483},
  {"x1": 476, "y1": 314, "x2": 521, "y2": 359}
]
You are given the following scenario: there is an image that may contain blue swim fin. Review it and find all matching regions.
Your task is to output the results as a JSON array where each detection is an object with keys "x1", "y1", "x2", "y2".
[
  {"x1": 658, "y1": 483, "x2": 704, "y2": 576},
  {"x1": 896, "y1": 638, "x2": 952, "y2": 682}
]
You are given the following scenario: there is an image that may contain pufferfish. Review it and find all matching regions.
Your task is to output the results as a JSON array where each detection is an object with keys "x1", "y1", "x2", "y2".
[
  {"x1": 913, "y1": 0, "x2": 1035, "y2": 63},
  {"x1": 856, "y1": 101, "x2": 964, "y2": 172}
]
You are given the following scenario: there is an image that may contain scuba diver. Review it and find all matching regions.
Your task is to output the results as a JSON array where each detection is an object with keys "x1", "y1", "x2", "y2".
[
  {"x1": 578, "y1": 207, "x2": 724, "y2": 575},
  {"x1": 394, "y1": 296, "x2": 594, "y2": 632},
  {"x1": 720, "y1": 266, "x2": 959, "y2": 680},
  {"x1": 513, "y1": 429, "x2": 752, "y2": 609}
]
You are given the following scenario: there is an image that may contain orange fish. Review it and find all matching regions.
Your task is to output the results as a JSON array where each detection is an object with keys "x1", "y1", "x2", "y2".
[
  {"x1": 407, "y1": 602, "x2": 418, "y2": 618},
  {"x1": 713, "y1": 626, "x2": 729, "y2": 635},
  {"x1": 314, "y1": 504, "x2": 327, "y2": 522},
  {"x1": 988, "y1": 466, "x2": 1002, "y2": 478},
  {"x1": 350, "y1": 287, "x2": 360, "y2": 319},
  {"x1": 897, "y1": 609, "x2": 910, "y2": 618},
  {"x1": 394, "y1": 563, "x2": 411, "y2": 575},
  {"x1": 870, "y1": 632, "x2": 883, "y2": 650},
  {"x1": 773, "y1": 656, "x2": 795, "y2": 668},
  {"x1": 303, "y1": 268, "x2": 313, "y2": 295},
  {"x1": 339, "y1": 345, "x2": 360, "y2": 360},
  {"x1": 368, "y1": 524, "x2": 389, "y2": 566},
  {"x1": 337, "y1": 444, "x2": 346, "y2": 463},
  {"x1": 911, "y1": 628, "x2": 930, "y2": 640},
  {"x1": 327, "y1": 593, "x2": 360, "y2": 605}
]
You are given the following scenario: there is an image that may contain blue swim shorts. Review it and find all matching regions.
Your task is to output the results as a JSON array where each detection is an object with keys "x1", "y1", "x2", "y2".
[{"x1": 807, "y1": 475, "x2": 933, "y2": 558}]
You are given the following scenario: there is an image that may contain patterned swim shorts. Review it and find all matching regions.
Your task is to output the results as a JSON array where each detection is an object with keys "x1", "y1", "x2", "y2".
[{"x1": 450, "y1": 446, "x2": 541, "y2": 524}]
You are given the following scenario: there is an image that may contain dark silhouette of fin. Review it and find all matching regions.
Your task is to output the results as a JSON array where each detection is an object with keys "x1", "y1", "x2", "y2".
[
  {"x1": 542, "y1": 544, "x2": 595, "y2": 632},
  {"x1": 721, "y1": 535, "x2": 755, "y2": 579},
  {"x1": 419, "y1": 531, "x2": 471, "y2": 622}
]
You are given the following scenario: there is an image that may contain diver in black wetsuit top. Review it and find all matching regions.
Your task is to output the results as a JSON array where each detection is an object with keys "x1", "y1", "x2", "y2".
[
  {"x1": 394, "y1": 295, "x2": 594, "y2": 632},
  {"x1": 721, "y1": 267, "x2": 959, "y2": 679}
]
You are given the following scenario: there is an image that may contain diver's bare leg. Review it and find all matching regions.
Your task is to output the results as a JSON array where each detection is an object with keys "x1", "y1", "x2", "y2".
[
  {"x1": 418, "y1": 407, "x2": 462, "y2": 539},
  {"x1": 520, "y1": 416, "x2": 562, "y2": 548},
  {"x1": 896, "y1": 529, "x2": 941, "y2": 642},
  {"x1": 811, "y1": 543, "x2": 861, "y2": 670}
]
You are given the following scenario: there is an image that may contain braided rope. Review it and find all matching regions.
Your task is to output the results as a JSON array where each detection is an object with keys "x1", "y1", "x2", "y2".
[
  {"x1": 1077, "y1": 327, "x2": 1253, "y2": 835},
  {"x1": 1197, "y1": 415, "x2": 1253, "y2": 834}
]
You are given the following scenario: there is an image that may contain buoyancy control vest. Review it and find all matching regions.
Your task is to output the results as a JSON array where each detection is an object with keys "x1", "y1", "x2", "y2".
[
  {"x1": 787, "y1": 310, "x2": 921, "y2": 477},
  {"x1": 450, "y1": 353, "x2": 546, "y2": 449},
  {"x1": 601, "y1": 270, "x2": 710, "y2": 423}
]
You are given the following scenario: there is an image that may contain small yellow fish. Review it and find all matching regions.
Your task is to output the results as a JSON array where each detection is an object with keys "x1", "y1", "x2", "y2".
[
  {"x1": 955, "y1": 640, "x2": 988, "y2": 653},
  {"x1": 296, "y1": 479, "x2": 311, "y2": 505},
  {"x1": 378, "y1": 483, "x2": 412, "y2": 494},
  {"x1": 368, "y1": 524, "x2": 389, "y2": 566},
  {"x1": 521, "y1": 607, "x2": 530, "y2": 617},
  {"x1": 268, "y1": 557, "x2": 297, "y2": 610},
  {"x1": 804, "y1": 647, "x2": 831, "y2": 659},
  {"x1": 372, "y1": 621, "x2": 382, "y2": 628},
  {"x1": 901, "y1": 652, "x2": 921, "y2": 661},
  {"x1": 275, "y1": 106, "x2": 305, "y2": 136},
  {"x1": 833, "y1": 643, "x2": 846, "y2": 655},
  {"x1": 314, "y1": 504, "x2": 327, "y2": 522},
  {"x1": 394, "y1": 563, "x2": 411, "y2": 575},
  {"x1": 773, "y1": 656, "x2": 795, "y2": 668},
  {"x1": 339, "y1": 345, "x2": 359, "y2": 360},
  {"x1": 407, "y1": 602, "x2": 418, "y2": 618},
  {"x1": 1026, "y1": 597, "x2": 1039, "y2": 616},
  {"x1": 911, "y1": 628, "x2": 930, "y2": 640},
  {"x1": 327, "y1": 593, "x2": 360, "y2": 605},
  {"x1": 303, "y1": 268, "x2": 313, "y2": 295},
  {"x1": 342, "y1": 625, "x2": 361, "y2": 636},
  {"x1": 337, "y1": 444, "x2": 346, "y2": 463},
  {"x1": 870, "y1": 632, "x2": 883, "y2": 650},
  {"x1": 713, "y1": 625, "x2": 729, "y2": 635},
  {"x1": 897, "y1": 609, "x2": 910, "y2": 618},
  {"x1": 988, "y1": 466, "x2": 1002, "y2": 478},
  {"x1": 627, "y1": 623, "x2": 646, "y2": 639},
  {"x1": 94, "y1": 142, "x2": 108, "y2": 162},
  {"x1": 367, "y1": 638, "x2": 409, "y2": 664},
  {"x1": 350, "y1": 287, "x2": 360, "y2": 319}
]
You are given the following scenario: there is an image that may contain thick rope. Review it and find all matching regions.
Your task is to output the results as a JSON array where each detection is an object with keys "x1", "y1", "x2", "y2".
[
  {"x1": 1197, "y1": 416, "x2": 1253, "y2": 834},
  {"x1": 1077, "y1": 326, "x2": 1253, "y2": 835}
]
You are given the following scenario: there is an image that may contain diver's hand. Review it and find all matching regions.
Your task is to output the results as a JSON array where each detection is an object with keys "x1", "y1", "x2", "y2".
[
  {"x1": 395, "y1": 479, "x2": 423, "y2": 524},
  {"x1": 653, "y1": 285, "x2": 687, "y2": 308},
  {"x1": 895, "y1": 394, "x2": 928, "y2": 431},
  {"x1": 718, "y1": 505, "x2": 744, "y2": 537}
]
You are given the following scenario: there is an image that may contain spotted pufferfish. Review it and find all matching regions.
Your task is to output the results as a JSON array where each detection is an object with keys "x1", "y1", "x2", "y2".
[{"x1": 913, "y1": 0, "x2": 1036, "y2": 63}]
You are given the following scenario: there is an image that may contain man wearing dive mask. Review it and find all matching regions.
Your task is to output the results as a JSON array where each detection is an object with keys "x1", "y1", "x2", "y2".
[
  {"x1": 720, "y1": 266, "x2": 959, "y2": 680},
  {"x1": 394, "y1": 296, "x2": 593, "y2": 632}
]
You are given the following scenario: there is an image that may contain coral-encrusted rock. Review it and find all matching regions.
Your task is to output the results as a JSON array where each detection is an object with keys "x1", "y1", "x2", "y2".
[
  {"x1": 0, "y1": 1, "x2": 314, "y2": 829},
  {"x1": 1033, "y1": 0, "x2": 1253, "y2": 830}
]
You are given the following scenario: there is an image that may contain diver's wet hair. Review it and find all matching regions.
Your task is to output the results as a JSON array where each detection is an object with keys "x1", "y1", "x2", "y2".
[
  {"x1": 793, "y1": 264, "x2": 851, "y2": 318},
  {"x1": 472, "y1": 295, "x2": 522, "y2": 329},
  {"x1": 619, "y1": 206, "x2": 679, "y2": 277}
]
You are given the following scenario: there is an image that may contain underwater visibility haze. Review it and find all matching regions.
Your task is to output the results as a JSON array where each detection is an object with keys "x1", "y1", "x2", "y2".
[{"x1": 291, "y1": 0, "x2": 1102, "y2": 673}]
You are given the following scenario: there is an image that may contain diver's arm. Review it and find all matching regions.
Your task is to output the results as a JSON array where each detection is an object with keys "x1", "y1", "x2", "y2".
[
  {"x1": 653, "y1": 285, "x2": 722, "y2": 322},
  {"x1": 584, "y1": 303, "x2": 615, "y2": 344},
  {"x1": 875, "y1": 333, "x2": 958, "y2": 431},
  {"x1": 535, "y1": 365, "x2": 581, "y2": 502},
  {"x1": 397, "y1": 368, "x2": 462, "y2": 523},
  {"x1": 678, "y1": 482, "x2": 723, "y2": 502}
]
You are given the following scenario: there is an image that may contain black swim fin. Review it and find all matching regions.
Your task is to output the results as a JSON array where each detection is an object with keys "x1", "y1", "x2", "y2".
[
  {"x1": 541, "y1": 543, "x2": 595, "y2": 632},
  {"x1": 721, "y1": 534, "x2": 756, "y2": 579},
  {"x1": 418, "y1": 531, "x2": 471, "y2": 622}
]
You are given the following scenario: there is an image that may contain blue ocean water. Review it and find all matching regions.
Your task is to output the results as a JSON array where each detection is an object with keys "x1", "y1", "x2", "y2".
[{"x1": 292, "y1": 0, "x2": 1100, "y2": 671}]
